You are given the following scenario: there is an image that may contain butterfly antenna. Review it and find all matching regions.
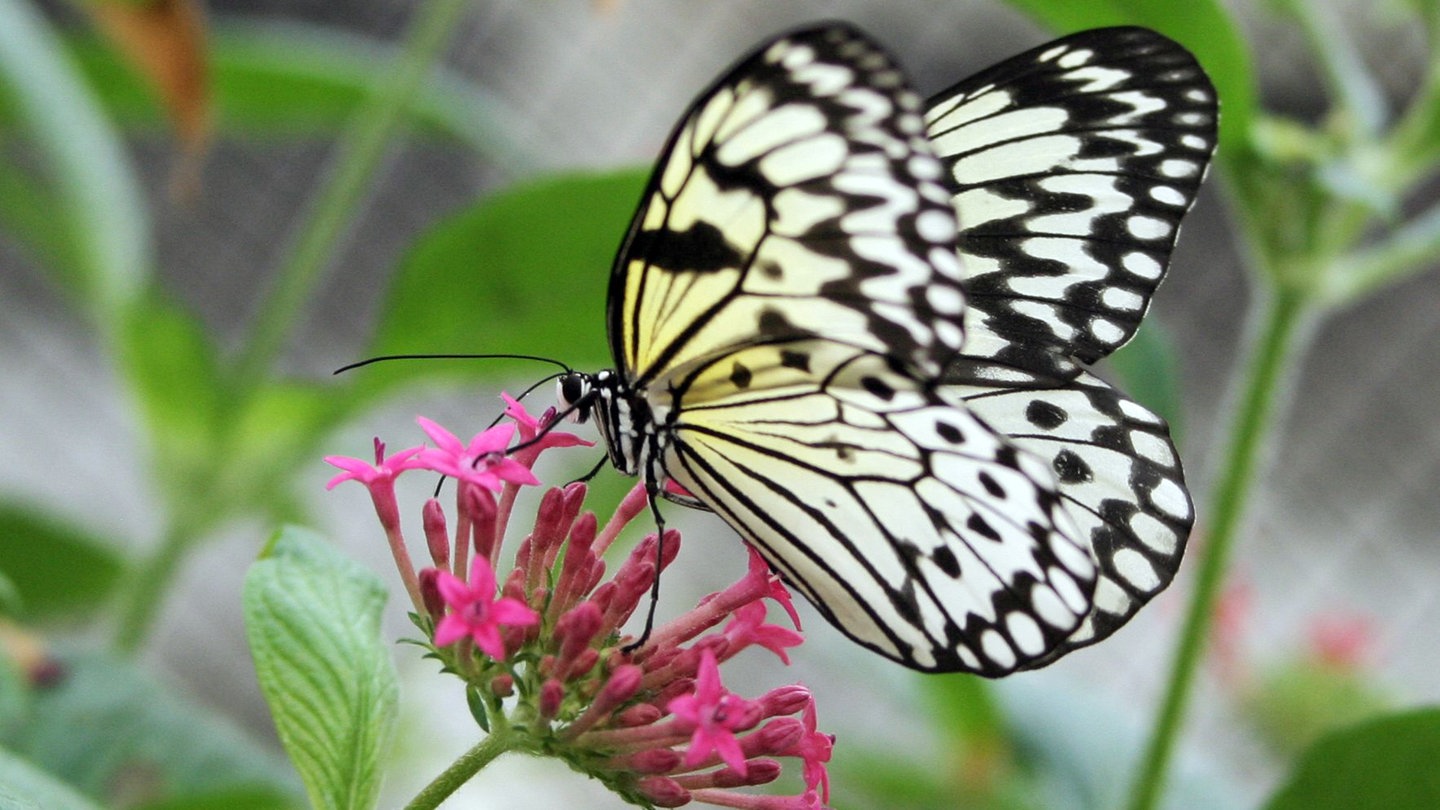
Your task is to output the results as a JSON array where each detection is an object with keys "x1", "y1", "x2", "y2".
[{"x1": 333, "y1": 352, "x2": 573, "y2": 376}]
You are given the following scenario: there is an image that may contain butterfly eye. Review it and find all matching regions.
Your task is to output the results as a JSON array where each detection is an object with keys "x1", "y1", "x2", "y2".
[{"x1": 557, "y1": 373, "x2": 592, "y2": 423}]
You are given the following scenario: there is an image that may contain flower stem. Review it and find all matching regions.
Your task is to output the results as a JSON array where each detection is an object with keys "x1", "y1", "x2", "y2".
[
  {"x1": 405, "y1": 729, "x2": 522, "y2": 810},
  {"x1": 1125, "y1": 286, "x2": 1316, "y2": 810},
  {"x1": 231, "y1": 0, "x2": 471, "y2": 393},
  {"x1": 113, "y1": 517, "x2": 198, "y2": 653}
]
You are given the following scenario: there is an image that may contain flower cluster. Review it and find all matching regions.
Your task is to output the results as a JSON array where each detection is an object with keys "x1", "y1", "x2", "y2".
[{"x1": 326, "y1": 397, "x2": 834, "y2": 809}]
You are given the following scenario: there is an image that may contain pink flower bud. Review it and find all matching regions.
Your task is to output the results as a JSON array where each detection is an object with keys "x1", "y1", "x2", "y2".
[
  {"x1": 465, "y1": 484, "x2": 498, "y2": 562},
  {"x1": 636, "y1": 775, "x2": 690, "y2": 808},
  {"x1": 418, "y1": 568, "x2": 445, "y2": 621},
  {"x1": 629, "y1": 747, "x2": 683, "y2": 774},
  {"x1": 556, "y1": 603, "x2": 604, "y2": 663},
  {"x1": 421, "y1": 499, "x2": 449, "y2": 569},
  {"x1": 747, "y1": 718, "x2": 805, "y2": 755},
  {"x1": 490, "y1": 674, "x2": 514, "y2": 698},
  {"x1": 564, "y1": 648, "x2": 600, "y2": 681},
  {"x1": 616, "y1": 703, "x2": 664, "y2": 727},
  {"x1": 539, "y1": 678, "x2": 565, "y2": 722},
  {"x1": 757, "y1": 685, "x2": 811, "y2": 718},
  {"x1": 599, "y1": 664, "x2": 644, "y2": 706}
]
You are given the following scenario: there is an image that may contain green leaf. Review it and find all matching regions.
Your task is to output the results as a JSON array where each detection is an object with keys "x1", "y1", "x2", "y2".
[
  {"x1": 0, "y1": 747, "x2": 102, "y2": 810},
  {"x1": 1000, "y1": 0, "x2": 1255, "y2": 161},
  {"x1": 0, "y1": 502, "x2": 126, "y2": 617},
  {"x1": 244, "y1": 526, "x2": 397, "y2": 810},
  {"x1": 117, "y1": 292, "x2": 223, "y2": 497},
  {"x1": 0, "y1": 648, "x2": 299, "y2": 806},
  {"x1": 0, "y1": 0, "x2": 150, "y2": 320},
  {"x1": 364, "y1": 170, "x2": 646, "y2": 396},
  {"x1": 1263, "y1": 708, "x2": 1440, "y2": 810}
]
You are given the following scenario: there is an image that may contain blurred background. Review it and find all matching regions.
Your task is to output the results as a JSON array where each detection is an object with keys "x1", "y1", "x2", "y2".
[{"x1": 2, "y1": 1, "x2": 1438, "y2": 808}]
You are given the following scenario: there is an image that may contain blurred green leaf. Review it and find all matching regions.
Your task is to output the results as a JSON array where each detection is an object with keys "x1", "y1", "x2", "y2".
[
  {"x1": 118, "y1": 292, "x2": 222, "y2": 493},
  {"x1": 0, "y1": 648, "x2": 299, "y2": 807},
  {"x1": 1001, "y1": 0, "x2": 1255, "y2": 161},
  {"x1": 29, "y1": 23, "x2": 532, "y2": 169},
  {"x1": 1263, "y1": 708, "x2": 1440, "y2": 810},
  {"x1": 364, "y1": 170, "x2": 646, "y2": 397},
  {"x1": 0, "y1": 747, "x2": 102, "y2": 810},
  {"x1": 244, "y1": 526, "x2": 396, "y2": 810},
  {"x1": 1104, "y1": 321, "x2": 1184, "y2": 439},
  {"x1": 0, "y1": 0, "x2": 150, "y2": 320},
  {"x1": 0, "y1": 503, "x2": 125, "y2": 618}
]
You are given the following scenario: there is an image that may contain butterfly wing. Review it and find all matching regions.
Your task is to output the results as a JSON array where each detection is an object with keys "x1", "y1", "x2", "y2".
[
  {"x1": 953, "y1": 370, "x2": 1191, "y2": 662},
  {"x1": 606, "y1": 24, "x2": 968, "y2": 388},
  {"x1": 602, "y1": 24, "x2": 1099, "y2": 674},
  {"x1": 663, "y1": 340, "x2": 1096, "y2": 674},
  {"x1": 927, "y1": 27, "x2": 1215, "y2": 656},
  {"x1": 926, "y1": 26, "x2": 1217, "y2": 382}
]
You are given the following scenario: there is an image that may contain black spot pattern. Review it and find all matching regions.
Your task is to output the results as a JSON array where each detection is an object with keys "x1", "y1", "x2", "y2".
[
  {"x1": 935, "y1": 421, "x2": 964, "y2": 444},
  {"x1": 966, "y1": 513, "x2": 1001, "y2": 541},
  {"x1": 780, "y1": 350, "x2": 811, "y2": 372},
  {"x1": 932, "y1": 546, "x2": 961, "y2": 577},
  {"x1": 1053, "y1": 449, "x2": 1093, "y2": 483},
  {"x1": 1025, "y1": 399, "x2": 1068, "y2": 430},
  {"x1": 861, "y1": 375, "x2": 896, "y2": 401},
  {"x1": 978, "y1": 471, "x2": 1005, "y2": 498},
  {"x1": 730, "y1": 362, "x2": 753, "y2": 388}
]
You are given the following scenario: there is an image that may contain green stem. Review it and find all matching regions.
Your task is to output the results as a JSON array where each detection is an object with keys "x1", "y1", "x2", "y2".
[
  {"x1": 1125, "y1": 286, "x2": 1316, "y2": 810},
  {"x1": 230, "y1": 0, "x2": 471, "y2": 393},
  {"x1": 113, "y1": 509, "x2": 207, "y2": 653},
  {"x1": 405, "y1": 730, "x2": 522, "y2": 810}
]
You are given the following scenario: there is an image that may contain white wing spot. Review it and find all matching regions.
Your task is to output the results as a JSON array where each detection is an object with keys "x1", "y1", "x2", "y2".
[
  {"x1": 1131, "y1": 431, "x2": 1176, "y2": 466},
  {"x1": 1181, "y1": 134, "x2": 1209, "y2": 150},
  {"x1": 980, "y1": 629, "x2": 1018, "y2": 669},
  {"x1": 1123, "y1": 251, "x2": 1163, "y2": 279},
  {"x1": 957, "y1": 645, "x2": 982, "y2": 671},
  {"x1": 916, "y1": 209, "x2": 956, "y2": 243},
  {"x1": 907, "y1": 154, "x2": 941, "y2": 180},
  {"x1": 1007, "y1": 611, "x2": 1046, "y2": 655},
  {"x1": 1049, "y1": 567, "x2": 1089, "y2": 613},
  {"x1": 1049, "y1": 534, "x2": 1096, "y2": 582},
  {"x1": 1130, "y1": 513, "x2": 1180, "y2": 555},
  {"x1": 1160, "y1": 159, "x2": 1199, "y2": 178},
  {"x1": 1150, "y1": 185, "x2": 1187, "y2": 206},
  {"x1": 1102, "y1": 287, "x2": 1145, "y2": 311},
  {"x1": 1113, "y1": 548, "x2": 1161, "y2": 592},
  {"x1": 1090, "y1": 318, "x2": 1126, "y2": 345},
  {"x1": 1038, "y1": 45, "x2": 1066, "y2": 62},
  {"x1": 1056, "y1": 48, "x2": 1094, "y2": 69},
  {"x1": 1185, "y1": 88, "x2": 1210, "y2": 103},
  {"x1": 1127, "y1": 215, "x2": 1173, "y2": 240},
  {"x1": 927, "y1": 284, "x2": 965, "y2": 315},
  {"x1": 758, "y1": 133, "x2": 850, "y2": 185},
  {"x1": 1030, "y1": 585, "x2": 1073, "y2": 629},
  {"x1": 1150, "y1": 478, "x2": 1191, "y2": 521}
]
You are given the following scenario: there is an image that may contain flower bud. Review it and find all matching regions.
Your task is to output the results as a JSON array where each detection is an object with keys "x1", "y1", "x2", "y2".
[
  {"x1": 421, "y1": 498, "x2": 450, "y2": 569},
  {"x1": 539, "y1": 678, "x2": 565, "y2": 722},
  {"x1": 418, "y1": 567, "x2": 445, "y2": 621},
  {"x1": 636, "y1": 775, "x2": 690, "y2": 808}
]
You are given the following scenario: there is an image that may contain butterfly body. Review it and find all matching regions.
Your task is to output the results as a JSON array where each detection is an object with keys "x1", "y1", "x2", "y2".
[{"x1": 560, "y1": 24, "x2": 1215, "y2": 674}]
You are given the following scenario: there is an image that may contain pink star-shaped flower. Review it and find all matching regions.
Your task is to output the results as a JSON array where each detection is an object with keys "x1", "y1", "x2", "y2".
[
  {"x1": 667, "y1": 649, "x2": 760, "y2": 775},
  {"x1": 323, "y1": 437, "x2": 424, "y2": 490},
  {"x1": 723, "y1": 601, "x2": 804, "y2": 664},
  {"x1": 745, "y1": 547, "x2": 802, "y2": 630},
  {"x1": 790, "y1": 697, "x2": 834, "y2": 802},
  {"x1": 433, "y1": 555, "x2": 539, "y2": 658},
  {"x1": 415, "y1": 417, "x2": 539, "y2": 491},
  {"x1": 502, "y1": 393, "x2": 592, "y2": 452}
]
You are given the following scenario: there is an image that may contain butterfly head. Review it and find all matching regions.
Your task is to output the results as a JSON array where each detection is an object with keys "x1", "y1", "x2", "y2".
[{"x1": 556, "y1": 371, "x2": 598, "y2": 424}]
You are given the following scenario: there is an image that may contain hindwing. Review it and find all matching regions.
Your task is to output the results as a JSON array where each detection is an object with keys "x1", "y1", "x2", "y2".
[
  {"x1": 950, "y1": 369, "x2": 1192, "y2": 661},
  {"x1": 659, "y1": 339, "x2": 1097, "y2": 674}
]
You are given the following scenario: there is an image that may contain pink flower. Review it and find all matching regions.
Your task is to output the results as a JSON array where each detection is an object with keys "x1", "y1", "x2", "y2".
[
  {"x1": 724, "y1": 602, "x2": 804, "y2": 664},
  {"x1": 745, "y1": 547, "x2": 801, "y2": 630},
  {"x1": 502, "y1": 393, "x2": 592, "y2": 452},
  {"x1": 669, "y1": 649, "x2": 762, "y2": 775},
  {"x1": 789, "y1": 698, "x2": 833, "y2": 802},
  {"x1": 323, "y1": 438, "x2": 423, "y2": 490},
  {"x1": 415, "y1": 417, "x2": 539, "y2": 491},
  {"x1": 434, "y1": 555, "x2": 539, "y2": 658}
]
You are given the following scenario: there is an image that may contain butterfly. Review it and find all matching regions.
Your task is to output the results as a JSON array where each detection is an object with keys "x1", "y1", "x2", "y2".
[{"x1": 556, "y1": 23, "x2": 1215, "y2": 674}]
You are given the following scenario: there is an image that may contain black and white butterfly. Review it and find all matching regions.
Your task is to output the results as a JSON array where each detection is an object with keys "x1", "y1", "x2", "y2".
[{"x1": 556, "y1": 23, "x2": 1215, "y2": 674}]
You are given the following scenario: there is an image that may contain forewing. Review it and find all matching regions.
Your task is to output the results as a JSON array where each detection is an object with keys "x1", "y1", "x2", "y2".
[
  {"x1": 608, "y1": 24, "x2": 968, "y2": 387},
  {"x1": 926, "y1": 27, "x2": 1217, "y2": 379},
  {"x1": 661, "y1": 340, "x2": 1097, "y2": 675},
  {"x1": 952, "y1": 369, "x2": 1192, "y2": 659}
]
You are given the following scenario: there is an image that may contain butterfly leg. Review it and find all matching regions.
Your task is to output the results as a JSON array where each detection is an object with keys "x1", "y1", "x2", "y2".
[{"x1": 620, "y1": 474, "x2": 667, "y2": 654}]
